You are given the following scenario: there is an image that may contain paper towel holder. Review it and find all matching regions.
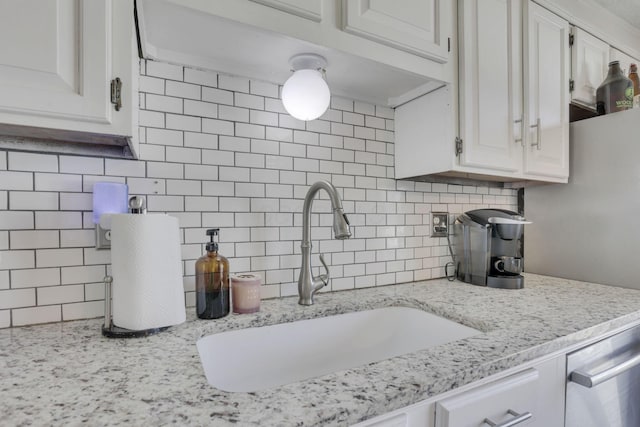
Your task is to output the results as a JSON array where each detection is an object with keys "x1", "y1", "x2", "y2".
[{"x1": 102, "y1": 275, "x2": 170, "y2": 338}]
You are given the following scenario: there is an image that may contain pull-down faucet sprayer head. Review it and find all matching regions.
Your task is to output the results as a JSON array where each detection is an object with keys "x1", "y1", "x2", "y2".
[{"x1": 333, "y1": 209, "x2": 351, "y2": 240}]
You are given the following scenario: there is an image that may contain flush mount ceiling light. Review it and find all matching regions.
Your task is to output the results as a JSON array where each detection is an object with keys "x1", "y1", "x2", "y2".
[{"x1": 281, "y1": 53, "x2": 330, "y2": 121}]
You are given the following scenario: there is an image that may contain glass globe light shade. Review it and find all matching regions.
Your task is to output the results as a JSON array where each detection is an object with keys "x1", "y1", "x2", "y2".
[{"x1": 281, "y1": 69, "x2": 330, "y2": 121}]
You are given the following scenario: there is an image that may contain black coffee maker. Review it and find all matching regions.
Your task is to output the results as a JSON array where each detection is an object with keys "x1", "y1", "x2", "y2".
[{"x1": 452, "y1": 209, "x2": 531, "y2": 289}]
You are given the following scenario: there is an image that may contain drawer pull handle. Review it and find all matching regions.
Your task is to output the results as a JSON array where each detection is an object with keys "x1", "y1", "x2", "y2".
[
  {"x1": 484, "y1": 409, "x2": 532, "y2": 427},
  {"x1": 570, "y1": 352, "x2": 640, "y2": 388}
]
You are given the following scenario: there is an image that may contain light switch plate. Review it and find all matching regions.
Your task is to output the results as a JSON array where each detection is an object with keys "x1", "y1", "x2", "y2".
[{"x1": 431, "y1": 212, "x2": 449, "y2": 237}]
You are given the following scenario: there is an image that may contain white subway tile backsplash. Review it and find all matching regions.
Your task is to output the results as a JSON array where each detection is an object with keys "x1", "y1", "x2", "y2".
[
  {"x1": 184, "y1": 68, "x2": 217, "y2": 87},
  {"x1": 62, "y1": 301, "x2": 103, "y2": 321},
  {"x1": 185, "y1": 196, "x2": 218, "y2": 212},
  {"x1": 0, "y1": 171, "x2": 33, "y2": 190},
  {"x1": 166, "y1": 147, "x2": 201, "y2": 165},
  {"x1": 184, "y1": 100, "x2": 217, "y2": 119},
  {"x1": 139, "y1": 110, "x2": 165, "y2": 128},
  {"x1": 302, "y1": 125, "x2": 331, "y2": 143},
  {"x1": 236, "y1": 153, "x2": 265, "y2": 169},
  {"x1": 36, "y1": 248, "x2": 83, "y2": 268},
  {"x1": 146, "y1": 94, "x2": 183, "y2": 114},
  {"x1": 0, "y1": 211, "x2": 34, "y2": 230},
  {"x1": 11, "y1": 268, "x2": 60, "y2": 288},
  {"x1": 219, "y1": 105, "x2": 250, "y2": 122},
  {"x1": 0, "y1": 310, "x2": 8, "y2": 328},
  {"x1": 146, "y1": 61, "x2": 183, "y2": 81},
  {"x1": 9, "y1": 152, "x2": 58, "y2": 173},
  {"x1": 235, "y1": 123, "x2": 265, "y2": 139},
  {"x1": 250, "y1": 110, "x2": 278, "y2": 126},
  {"x1": 147, "y1": 128, "x2": 184, "y2": 146},
  {"x1": 12, "y1": 305, "x2": 61, "y2": 326},
  {"x1": 219, "y1": 197, "x2": 250, "y2": 212},
  {"x1": 10, "y1": 230, "x2": 59, "y2": 249},
  {"x1": 166, "y1": 113, "x2": 201, "y2": 132},
  {"x1": 146, "y1": 195, "x2": 185, "y2": 211},
  {"x1": 0, "y1": 288, "x2": 35, "y2": 309},
  {"x1": 35, "y1": 212, "x2": 82, "y2": 230},
  {"x1": 139, "y1": 75, "x2": 165, "y2": 94},
  {"x1": 84, "y1": 282, "x2": 104, "y2": 300},
  {"x1": 202, "y1": 87, "x2": 234, "y2": 105},
  {"x1": 0, "y1": 61, "x2": 519, "y2": 329},
  {"x1": 202, "y1": 118, "x2": 234, "y2": 136},
  {"x1": 166, "y1": 80, "x2": 201, "y2": 100},
  {"x1": 166, "y1": 179, "x2": 202, "y2": 196},
  {"x1": 235, "y1": 93, "x2": 264, "y2": 110},
  {"x1": 37, "y1": 284, "x2": 84, "y2": 305},
  {"x1": 185, "y1": 132, "x2": 217, "y2": 150},
  {"x1": 219, "y1": 74, "x2": 250, "y2": 93},
  {"x1": 202, "y1": 212, "x2": 235, "y2": 228}
]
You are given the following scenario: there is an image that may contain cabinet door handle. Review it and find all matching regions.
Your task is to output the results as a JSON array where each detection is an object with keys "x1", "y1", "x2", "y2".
[
  {"x1": 570, "y1": 352, "x2": 640, "y2": 388},
  {"x1": 484, "y1": 409, "x2": 533, "y2": 427},
  {"x1": 530, "y1": 118, "x2": 541, "y2": 150},
  {"x1": 514, "y1": 119, "x2": 523, "y2": 145}
]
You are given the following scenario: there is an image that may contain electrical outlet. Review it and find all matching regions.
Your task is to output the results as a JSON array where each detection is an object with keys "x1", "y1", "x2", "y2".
[
  {"x1": 431, "y1": 212, "x2": 449, "y2": 237},
  {"x1": 96, "y1": 225, "x2": 111, "y2": 250}
]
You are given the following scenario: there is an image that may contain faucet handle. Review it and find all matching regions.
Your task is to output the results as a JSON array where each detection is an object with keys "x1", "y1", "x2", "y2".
[{"x1": 317, "y1": 253, "x2": 330, "y2": 286}]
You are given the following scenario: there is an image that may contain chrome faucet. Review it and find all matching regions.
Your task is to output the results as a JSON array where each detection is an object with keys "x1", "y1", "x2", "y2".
[{"x1": 298, "y1": 180, "x2": 351, "y2": 305}]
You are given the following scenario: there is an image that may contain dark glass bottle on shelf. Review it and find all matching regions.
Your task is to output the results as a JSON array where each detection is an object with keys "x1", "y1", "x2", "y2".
[
  {"x1": 596, "y1": 61, "x2": 634, "y2": 115},
  {"x1": 195, "y1": 229, "x2": 230, "y2": 319}
]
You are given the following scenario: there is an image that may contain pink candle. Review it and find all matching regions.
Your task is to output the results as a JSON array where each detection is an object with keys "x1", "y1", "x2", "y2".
[{"x1": 231, "y1": 274, "x2": 261, "y2": 314}]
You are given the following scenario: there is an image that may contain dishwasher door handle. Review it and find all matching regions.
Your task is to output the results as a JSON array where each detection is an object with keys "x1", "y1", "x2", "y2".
[{"x1": 570, "y1": 352, "x2": 640, "y2": 388}]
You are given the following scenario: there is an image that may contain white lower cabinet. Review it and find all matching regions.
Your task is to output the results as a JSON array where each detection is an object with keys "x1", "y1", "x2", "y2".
[
  {"x1": 435, "y1": 356, "x2": 565, "y2": 426},
  {"x1": 353, "y1": 355, "x2": 565, "y2": 427}
]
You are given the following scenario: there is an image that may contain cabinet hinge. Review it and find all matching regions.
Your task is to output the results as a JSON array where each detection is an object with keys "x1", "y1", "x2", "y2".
[
  {"x1": 455, "y1": 137, "x2": 463, "y2": 156},
  {"x1": 110, "y1": 78, "x2": 122, "y2": 111},
  {"x1": 569, "y1": 79, "x2": 575, "y2": 92},
  {"x1": 569, "y1": 34, "x2": 574, "y2": 46}
]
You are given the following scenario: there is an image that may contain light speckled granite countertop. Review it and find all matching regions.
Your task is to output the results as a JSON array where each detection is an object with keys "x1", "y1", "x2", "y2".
[{"x1": 3, "y1": 274, "x2": 640, "y2": 426}]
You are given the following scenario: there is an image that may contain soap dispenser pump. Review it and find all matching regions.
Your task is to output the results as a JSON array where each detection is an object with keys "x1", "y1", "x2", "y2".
[{"x1": 195, "y1": 228, "x2": 230, "y2": 319}]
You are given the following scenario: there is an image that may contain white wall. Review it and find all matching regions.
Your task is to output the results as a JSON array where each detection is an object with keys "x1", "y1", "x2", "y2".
[{"x1": 0, "y1": 60, "x2": 517, "y2": 328}]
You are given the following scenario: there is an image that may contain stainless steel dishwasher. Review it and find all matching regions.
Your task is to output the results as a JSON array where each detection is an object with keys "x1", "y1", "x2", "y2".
[{"x1": 566, "y1": 323, "x2": 640, "y2": 427}]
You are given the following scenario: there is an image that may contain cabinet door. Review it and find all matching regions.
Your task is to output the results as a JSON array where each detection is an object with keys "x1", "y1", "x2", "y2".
[
  {"x1": 610, "y1": 47, "x2": 638, "y2": 75},
  {"x1": 571, "y1": 27, "x2": 609, "y2": 109},
  {"x1": 458, "y1": 0, "x2": 523, "y2": 173},
  {"x1": 523, "y1": 2, "x2": 570, "y2": 180},
  {"x1": 0, "y1": 0, "x2": 136, "y2": 142},
  {"x1": 249, "y1": 0, "x2": 322, "y2": 22},
  {"x1": 435, "y1": 356, "x2": 565, "y2": 427},
  {"x1": 342, "y1": 0, "x2": 450, "y2": 63}
]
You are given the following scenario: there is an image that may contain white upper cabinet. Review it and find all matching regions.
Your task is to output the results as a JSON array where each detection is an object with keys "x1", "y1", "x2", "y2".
[
  {"x1": 458, "y1": 0, "x2": 522, "y2": 174},
  {"x1": 0, "y1": 0, "x2": 138, "y2": 158},
  {"x1": 249, "y1": 0, "x2": 322, "y2": 22},
  {"x1": 523, "y1": 2, "x2": 570, "y2": 180},
  {"x1": 570, "y1": 27, "x2": 609, "y2": 109},
  {"x1": 610, "y1": 47, "x2": 638, "y2": 75},
  {"x1": 139, "y1": 0, "x2": 454, "y2": 108},
  {"x1": 395, "y1": 0, "x2": 569, "y2": 184},
  {"x1": 342, "y1": 0, "x2": 449, "y2": 63}
]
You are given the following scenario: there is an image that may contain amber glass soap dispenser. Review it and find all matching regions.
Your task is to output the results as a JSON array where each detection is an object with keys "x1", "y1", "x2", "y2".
[{"x1": 195, "y1": 228, "x2": 230, "y2": 319}]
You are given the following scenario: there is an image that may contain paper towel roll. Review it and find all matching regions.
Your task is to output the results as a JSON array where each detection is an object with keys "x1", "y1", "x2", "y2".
[{"x1": 110, "y1": 214, "x2": 186, "y2": 331}]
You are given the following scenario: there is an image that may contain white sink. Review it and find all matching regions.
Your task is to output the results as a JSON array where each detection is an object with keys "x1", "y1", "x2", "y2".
[{"x1": 197, "y1": 306, "x2": 480, "y2": 392}]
